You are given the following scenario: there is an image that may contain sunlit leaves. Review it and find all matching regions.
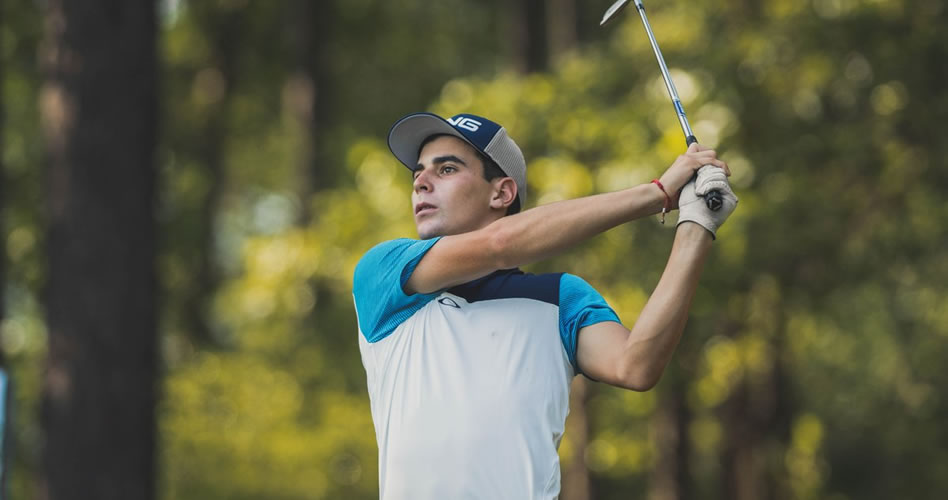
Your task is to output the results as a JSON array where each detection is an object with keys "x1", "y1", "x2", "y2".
[
  {"x1": 163, "y1": 353, "x2": 377, "y2": 499},
  {"x1": 3, "y1": 0, "x2": 947, "y2": 498}
]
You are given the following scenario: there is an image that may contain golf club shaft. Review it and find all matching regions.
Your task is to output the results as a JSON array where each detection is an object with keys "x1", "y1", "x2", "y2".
[
  {"x1": 632, "y1": 0, "x2": 722, "y2": 210},
  {"x1": 632, "y1": 0, "x2": 696, "y2": 145}
]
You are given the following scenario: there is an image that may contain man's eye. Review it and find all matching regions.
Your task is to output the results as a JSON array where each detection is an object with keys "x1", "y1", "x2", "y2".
[{"x1": 441, "y1": 165, "x2": 457, "y2": 174}]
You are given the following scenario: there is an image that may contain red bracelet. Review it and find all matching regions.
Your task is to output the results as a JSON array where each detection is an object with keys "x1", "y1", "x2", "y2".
[{"x1": 651, "y1": 179, "x2": 671, "y2": 224}]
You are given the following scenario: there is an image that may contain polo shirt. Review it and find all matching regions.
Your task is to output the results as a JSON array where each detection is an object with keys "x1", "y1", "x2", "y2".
[{"x1": 353, "y1": 237, "x2": 620, "y2": 499}]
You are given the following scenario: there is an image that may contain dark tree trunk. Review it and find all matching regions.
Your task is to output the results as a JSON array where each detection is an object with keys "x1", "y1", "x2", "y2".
[
  {"x1": 574, "y1": 0, "x2": 609, "y2": 45},
  {"x1": 509, "y1": 0, "x2": 549, "y2": 73},
  {"x1": 285, "y1": 0, "x2": 333, "y2": 222},
  {"x1": 39, "y1": 1, "x2": 158, "y2": 499},
  {"x1": 719, "y1": 307, "x2": 791, "y2": 500},
  {"x1": 720, "y1": 346, "x2": 792, "y2": 500},
  {"x1": 649, "y1": 382, "x2": 691, "y2": 500},
  {"x1": 547, "y1": 0, "x2": 578, "y2": 63},
  {"x1": 721, "y1": 378, "x2": 767, "y2": 500},
  {"x1": 561, "y1": 377, "x2": 593, "y2": 500}
]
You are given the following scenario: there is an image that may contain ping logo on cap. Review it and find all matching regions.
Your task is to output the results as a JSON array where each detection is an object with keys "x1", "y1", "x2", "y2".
[{"x1": 448, "y1": 116, "x2": 482, "y2": 132}]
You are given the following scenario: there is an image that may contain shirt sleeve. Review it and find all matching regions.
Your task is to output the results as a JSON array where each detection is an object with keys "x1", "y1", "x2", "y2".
[
  {"x1": 559, "y1": 273, "x2": 621, "y2": 373},
  {"x1": 352, "y1": 237, "x2": 442, "y2": 343}
]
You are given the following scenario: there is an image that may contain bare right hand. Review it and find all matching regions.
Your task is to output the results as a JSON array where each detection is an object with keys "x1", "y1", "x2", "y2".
[{"x1": 658, "y1": 142, "x2": 730, "y2": 208}]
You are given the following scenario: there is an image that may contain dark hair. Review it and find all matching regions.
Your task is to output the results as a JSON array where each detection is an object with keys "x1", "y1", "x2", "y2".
[{"x1": 417, "y1": 134, "x2": 521, "y2": 215}]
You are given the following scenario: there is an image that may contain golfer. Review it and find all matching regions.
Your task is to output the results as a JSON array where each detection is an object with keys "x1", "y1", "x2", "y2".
[{"x1": 352, "y1": 112, "x2": 738, "y2": 499}]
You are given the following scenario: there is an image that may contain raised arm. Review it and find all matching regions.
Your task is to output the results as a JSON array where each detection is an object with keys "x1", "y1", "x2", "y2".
[
  {"x1": 406, "y1": 184, "x2": 663, "y2": 294},
  {"x1": 405, "y1": 144, "x2": 728, "y2": 294},
  {"x1": 576, "y1": 166, "x2": 739, "y2": 391},
  {"x1": 576, "y1": 222, "x2": 710, "y2": 390}
]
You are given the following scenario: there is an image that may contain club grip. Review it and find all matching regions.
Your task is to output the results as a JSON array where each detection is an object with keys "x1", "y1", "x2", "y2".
[{"x1": 685, "y1": 136, "x2": 722, "y2": 210}]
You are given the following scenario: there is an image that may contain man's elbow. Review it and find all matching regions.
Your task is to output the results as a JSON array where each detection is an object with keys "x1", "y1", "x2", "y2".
[{"x1": 616, "y1": 362, "x2": 664, "y2": 392}]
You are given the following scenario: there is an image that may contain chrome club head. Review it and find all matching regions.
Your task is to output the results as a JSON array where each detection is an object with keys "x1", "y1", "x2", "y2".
[{"x1": 600, "y1": 0, "x2": 632, "y2": 26}]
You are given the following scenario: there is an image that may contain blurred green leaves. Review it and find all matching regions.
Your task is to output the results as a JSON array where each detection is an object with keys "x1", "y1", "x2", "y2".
[{"x1": 3, "y1": 0, "x2": 948, "y2": 498}]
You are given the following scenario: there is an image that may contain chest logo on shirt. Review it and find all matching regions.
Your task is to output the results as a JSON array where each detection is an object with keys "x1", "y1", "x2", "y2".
[{"x1": 438, "y1": 297, "x2": 461, "y2": 309}]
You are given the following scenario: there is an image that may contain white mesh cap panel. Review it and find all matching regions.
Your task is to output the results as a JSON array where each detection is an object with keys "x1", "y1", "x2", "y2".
[{"x1": 484, "y1": 127, "x2": 528, "y2": 207}]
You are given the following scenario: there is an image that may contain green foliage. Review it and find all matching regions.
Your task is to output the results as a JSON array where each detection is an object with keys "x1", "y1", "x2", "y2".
[
  {"x1": 2, "y1": 0, "x2": 947, "y2": 498},
  {"x1": 2, "y1": 1, "x2": 47, "y2": 498}
]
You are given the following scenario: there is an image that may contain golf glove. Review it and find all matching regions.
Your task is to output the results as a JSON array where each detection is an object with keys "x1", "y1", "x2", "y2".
[{"x1": 676, "y1": 165, "x2": 738, "y2": 239}]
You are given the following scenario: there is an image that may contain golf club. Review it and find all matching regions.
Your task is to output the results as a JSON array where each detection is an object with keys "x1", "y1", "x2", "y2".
[{"x1": 601, "y1": 0, "x2": 723, "y2": 211}]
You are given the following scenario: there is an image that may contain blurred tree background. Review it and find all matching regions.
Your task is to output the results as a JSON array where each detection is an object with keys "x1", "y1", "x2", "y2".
[{"x1": 2, "y1": 0, "x2": 947, "y2": 498}]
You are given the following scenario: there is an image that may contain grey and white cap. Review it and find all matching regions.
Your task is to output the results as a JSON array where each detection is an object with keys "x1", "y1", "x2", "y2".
[{"x1": 387, "y1": 112, "x2": 527, "y2": 208}]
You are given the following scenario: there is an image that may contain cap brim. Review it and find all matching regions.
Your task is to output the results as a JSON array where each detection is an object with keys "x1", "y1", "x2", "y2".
[{"x1": 387, "y1": 113, "x2": 473, "y2": 171}]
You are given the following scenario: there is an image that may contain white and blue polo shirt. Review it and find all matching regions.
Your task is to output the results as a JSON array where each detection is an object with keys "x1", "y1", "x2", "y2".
[{"x1": 353, "y1": 238, "x2": 620, "y2": 499}]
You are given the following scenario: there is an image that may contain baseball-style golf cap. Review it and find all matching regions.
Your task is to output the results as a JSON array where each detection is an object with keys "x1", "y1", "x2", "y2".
[{"x1": 387, "y1": 112, "x2": 527, "y2": 208}]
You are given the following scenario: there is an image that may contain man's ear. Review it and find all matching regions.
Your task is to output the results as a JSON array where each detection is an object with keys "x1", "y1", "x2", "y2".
[{"x1": 490, "y1": 178, "x2": 518, "y2": 211}]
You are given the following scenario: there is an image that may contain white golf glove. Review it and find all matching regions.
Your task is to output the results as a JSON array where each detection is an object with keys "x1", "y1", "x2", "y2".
[{"x1": 676, "y1": 165, "x2": 738, "y2": 239}]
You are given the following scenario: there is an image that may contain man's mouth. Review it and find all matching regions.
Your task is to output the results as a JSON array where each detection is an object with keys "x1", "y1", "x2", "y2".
[{"x1": 415, "y1": 202, "x2": 436, "y2": 215}]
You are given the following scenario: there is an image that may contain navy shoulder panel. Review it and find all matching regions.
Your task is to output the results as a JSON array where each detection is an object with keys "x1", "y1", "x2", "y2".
[{"x1": 448, "y1": 269, "x2": 562, "y2": 305}]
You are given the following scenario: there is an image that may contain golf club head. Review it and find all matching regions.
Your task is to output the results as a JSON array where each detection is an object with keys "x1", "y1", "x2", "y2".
[{"x1": 600, "y1": 0, "x2": 632, "y2": 26}]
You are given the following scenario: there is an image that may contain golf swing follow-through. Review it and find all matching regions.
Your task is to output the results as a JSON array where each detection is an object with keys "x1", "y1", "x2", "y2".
[
  {"x1": 603, "y1": 0, "x2": 727, "y2": 214},
  {"x1": 351, "y1": 2, "x2": 739, "y2": 498}
]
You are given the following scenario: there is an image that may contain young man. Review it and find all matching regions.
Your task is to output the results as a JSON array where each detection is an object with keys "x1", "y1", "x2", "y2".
[{"x1": 352, "y1": 112, "x2": 737, "y2": 499}]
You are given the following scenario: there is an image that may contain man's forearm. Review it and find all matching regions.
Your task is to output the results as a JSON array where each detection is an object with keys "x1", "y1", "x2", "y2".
[
  {"x1": 491, "y1": 183, "x2": 666, "y2": 269},
  {"x1": 618, "y1": 222, "x2": 712, "y2": 387},
  {"x1": 408, "y1": 183, "x2": 668, "y2": 295}
]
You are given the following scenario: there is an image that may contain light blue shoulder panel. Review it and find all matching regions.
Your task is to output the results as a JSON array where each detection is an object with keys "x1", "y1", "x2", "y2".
[
  {"x1": 558, "y1": 273, "x2": 621, "y2": 372},
  {"x1": 352, "y1": 237, "x2": 442, "y2": 343}
]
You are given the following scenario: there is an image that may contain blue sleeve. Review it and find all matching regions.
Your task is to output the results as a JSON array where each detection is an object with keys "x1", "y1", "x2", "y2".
[
  {"x1": 559, "y1": 273, "x2": 621, "y2": 373},
  {"x1": 352, "y1": 237, "x2": 442, "y2": 343}
]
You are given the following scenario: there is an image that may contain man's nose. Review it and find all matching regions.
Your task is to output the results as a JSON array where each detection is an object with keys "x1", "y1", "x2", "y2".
[{"x1": 413, "y1": 168, "x2": 432, "y2": 192}]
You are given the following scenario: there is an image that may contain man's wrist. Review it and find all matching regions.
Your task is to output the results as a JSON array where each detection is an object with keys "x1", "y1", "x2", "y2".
[
  {"x1": 675, "y1": 221, "x2": 714, "y2": 245},
  {"x1": 657, "y1": 173, "x2": 682, "y2": 198},
  {"x1": 643, "y1": 182, "x2": 668, "y2": 216}
]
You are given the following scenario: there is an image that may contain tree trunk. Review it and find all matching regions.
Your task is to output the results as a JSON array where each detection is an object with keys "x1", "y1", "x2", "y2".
[
  {"x1": 720, "y1": 379, "x2": 759, "y2": 500},
  {"x1": 547, "y1": 0, "x2": 577, "y2": 63},
  {"x1": 284, "y1": 0, "x2": 333, "y2": 222},
  {"x1": 39, "y1": 1, "x2": 158, "y2": 499},
  {"x1": 561, "y1": 377, "x2": 593, "y2": 500},
  {"x1": 508, "y1": 0, "x2": 549, "y2": 74},
  {"x1": 719, "y1": 305, "x2": 790, "y2": 500},
  {"x1": 649, "y1": 383, "x2": 690, "y2": 500}
]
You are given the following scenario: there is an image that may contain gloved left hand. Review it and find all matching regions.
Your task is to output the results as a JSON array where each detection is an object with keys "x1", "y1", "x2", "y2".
[{"x1": 676, "y1": 165, "x2": 738, "y2": 239}]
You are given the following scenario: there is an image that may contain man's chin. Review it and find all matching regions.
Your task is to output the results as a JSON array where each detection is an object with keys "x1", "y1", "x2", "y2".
[
  {"x1": 417, "y1": 219, "x2": 461, "y2": 240},
  {"x1": 415, "y1": 222, "x2": 442, "y2": 240}
]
